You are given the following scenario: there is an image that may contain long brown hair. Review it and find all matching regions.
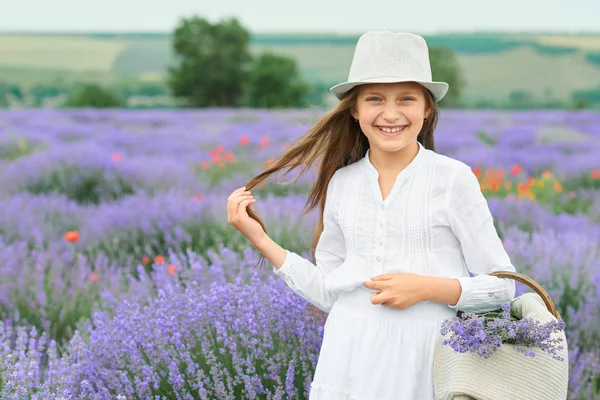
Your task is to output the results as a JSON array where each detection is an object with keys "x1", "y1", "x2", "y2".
[{"x1": 244, "y1": 83, "x2": 440, "y2": 269}]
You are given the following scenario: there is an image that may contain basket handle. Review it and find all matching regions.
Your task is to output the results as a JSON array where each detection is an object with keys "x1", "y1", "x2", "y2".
[{"x1": 456, "y1": 271, "x2": 561, "y2": 320}]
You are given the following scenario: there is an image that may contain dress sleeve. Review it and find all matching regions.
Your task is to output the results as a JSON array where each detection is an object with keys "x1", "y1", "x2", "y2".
[
  {"x1": 446, "y1": 164, "x2": 516, "y2": 313},
  {"x1": 272, "y1": 171, "x2": 346, "y2": 313}
]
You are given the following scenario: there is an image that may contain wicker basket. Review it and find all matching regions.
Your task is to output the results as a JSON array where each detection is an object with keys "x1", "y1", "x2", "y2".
[{"x1": 433, "y1": 271, "x2": 569, "y2": 400}]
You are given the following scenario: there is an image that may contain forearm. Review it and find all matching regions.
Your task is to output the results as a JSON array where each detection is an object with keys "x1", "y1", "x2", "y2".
[
  {"x1": 421, "y1": 276, "x2": 462, "y2": 307},
  {"x1": 256, "y1": 234, "x2": 339, "y2": 313},
  {"x1": 253, "y1": 234, "x2": 287, "y2": 270}
]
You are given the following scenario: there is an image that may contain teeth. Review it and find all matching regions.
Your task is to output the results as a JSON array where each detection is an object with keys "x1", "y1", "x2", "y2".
[{"x1": 379, "y1": 126, "x2": 404, "y2": 133}]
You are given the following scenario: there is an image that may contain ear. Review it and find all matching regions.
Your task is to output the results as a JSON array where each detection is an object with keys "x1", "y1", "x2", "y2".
[
  {"x1": 350, "y1": 110, "x2": 359, "y2": 120},
  {"x1": 424, "y1": 107, "x2": 432, "y2": 120}
]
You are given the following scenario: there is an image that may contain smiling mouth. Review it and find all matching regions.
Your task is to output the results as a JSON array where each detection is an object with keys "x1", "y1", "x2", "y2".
[{"x1": 377, "y1": 126, "x2": 406, "y2": 135}]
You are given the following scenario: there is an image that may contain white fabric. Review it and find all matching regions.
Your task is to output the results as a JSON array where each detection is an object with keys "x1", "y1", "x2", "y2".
[{"x1": 273, "y1": 142, "x2": 517, "y2": 400}]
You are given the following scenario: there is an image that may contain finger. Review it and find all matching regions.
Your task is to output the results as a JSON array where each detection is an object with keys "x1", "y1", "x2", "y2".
[
  {"x1": 237, "y1": 198, "x2": 257, "y2": 215},
  {"x1": 229, "y1": 187, "x2": 245, "y2": 197},
  {"x1": 234, "y1": 194, "x2": 254, "y2": 201},
  {"x1": 371, "y1": 274, "x2": 394, "y2": 281},
  {"x1": 229, "y1": 187, "x2": 251, "y2": 200},
  {"x1": 236, "y1": 192, "x2": 253, "y2": 202},
  {"x1": 363, "y1": 281, "x2": 380, "y2": 290},
  {"x1": 370, "y1": 292, "x2": 385, "y2": 305},
  {"x1": 231, "y1": 196, "x2": 254, "y2": 217},
  {"x1": 228, "y1": 194, "x2": 253, "y2": 217},
  {"x1": 231, "y1": 194, "x2": 254, "y2": 206},
  {"x1": 237, "y1": 199, "x2": 257, "y2": 218}
]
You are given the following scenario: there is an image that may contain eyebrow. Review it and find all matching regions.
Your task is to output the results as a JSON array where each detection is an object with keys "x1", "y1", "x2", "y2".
[{"x1": 363, "y1": 91, "x2": 420, "y2": 97}]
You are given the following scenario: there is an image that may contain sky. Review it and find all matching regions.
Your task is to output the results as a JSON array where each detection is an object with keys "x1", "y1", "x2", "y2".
[{"x1": 1, "y1": 0, "x2": 599, "y2": 34}]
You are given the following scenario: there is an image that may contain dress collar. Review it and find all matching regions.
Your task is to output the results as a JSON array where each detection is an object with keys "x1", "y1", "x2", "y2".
[{"x1": 362, "y1": 141, "x2": 427, "y2": 181}]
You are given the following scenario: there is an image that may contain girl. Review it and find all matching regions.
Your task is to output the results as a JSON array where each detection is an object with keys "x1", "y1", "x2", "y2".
[{"x1": 227, "y1": 31, "x2": 516, "y2": 400}]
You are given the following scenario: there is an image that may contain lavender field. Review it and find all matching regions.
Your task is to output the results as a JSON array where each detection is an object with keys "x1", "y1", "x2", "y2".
[{"x1": 0, "y1": 108, "x2": 599, "y2": 399}]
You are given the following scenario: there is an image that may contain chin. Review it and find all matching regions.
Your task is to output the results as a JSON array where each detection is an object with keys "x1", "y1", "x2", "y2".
[{"x1": 376, "y1": 139, "x2": 418, "y2": 154}]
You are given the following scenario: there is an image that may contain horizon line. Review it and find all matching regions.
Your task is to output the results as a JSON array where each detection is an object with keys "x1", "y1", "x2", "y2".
[{"x1": 0, "y1": 29, "x2": 600, "y2": 36}]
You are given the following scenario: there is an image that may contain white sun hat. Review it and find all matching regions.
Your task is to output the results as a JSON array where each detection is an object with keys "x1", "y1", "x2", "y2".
[{"x1": 330, "y1": 31, "x2": 449, "y2": 102}]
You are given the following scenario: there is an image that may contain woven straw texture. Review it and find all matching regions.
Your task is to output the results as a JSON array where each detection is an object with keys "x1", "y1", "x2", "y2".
[{"x1": 433, "y1": 293, "x2": 569, "y2": 400}]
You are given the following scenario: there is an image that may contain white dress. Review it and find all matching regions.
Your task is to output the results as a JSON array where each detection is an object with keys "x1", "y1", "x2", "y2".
[{"x1": 273, "y1": 142, "x2": 517, "y2": 400}]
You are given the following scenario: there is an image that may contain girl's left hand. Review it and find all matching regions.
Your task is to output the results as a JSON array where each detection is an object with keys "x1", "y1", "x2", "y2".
[{"x1": 363, "y1": 273, "x2": 428, "y2": 310}]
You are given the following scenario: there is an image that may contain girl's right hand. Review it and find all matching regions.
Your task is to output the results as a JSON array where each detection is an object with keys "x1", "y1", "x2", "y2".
[{"x1": 227, "y1": 187, "x2": 265, "y2": 245}]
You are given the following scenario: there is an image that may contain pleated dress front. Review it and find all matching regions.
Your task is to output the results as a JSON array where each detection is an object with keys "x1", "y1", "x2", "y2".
[{"x1": 273, "y1": 142, "x2": 516, "y2": 399}]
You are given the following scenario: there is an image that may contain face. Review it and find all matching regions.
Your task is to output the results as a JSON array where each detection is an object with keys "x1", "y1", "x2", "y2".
[{"x1": 351, "y1": 81, "x2": 431, "y2": 155}]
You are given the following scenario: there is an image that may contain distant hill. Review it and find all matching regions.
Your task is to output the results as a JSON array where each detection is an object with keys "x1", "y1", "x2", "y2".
[{"x1": 1, "y1": 32, "x2": 600, "y2": 105}]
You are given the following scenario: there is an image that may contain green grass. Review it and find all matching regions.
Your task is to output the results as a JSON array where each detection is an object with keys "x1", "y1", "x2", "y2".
[
  {"x1": 1, "y1": 32, "x2": 600, "y2": 101},
  {"x1": 0, "y1": 137, "x2": 44, "y2": 161},
  {"x1": 0, "y1": 66, "x2": 113, "y2": 88}
]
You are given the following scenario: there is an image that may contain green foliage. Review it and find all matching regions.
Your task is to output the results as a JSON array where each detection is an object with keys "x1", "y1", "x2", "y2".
[
  {"x1": 22, "y1": 165, "x2": 135, "y2": 204},
  {"x1": 550, "y1": 197, "x2": 592, "y2": 216},
  {"x1": 168, "y1": 16, "x2": 315, "y2": 108},
  {"x1": 429, "y1": 46, "x2": 465, "y2": 107},
  {"x1": 530, "y1": 43, "x2": 577, "y2": 56},
  {"x1": 62, "y1": 83, "x2": 123, "y2": 108},
  {"x1": 424, "y1": 35, "x2": 523, "y2": 54},
  {"x1": 303, "y1": 80, "x2": 336, "y2": 107},
  {"x1": 168, "y1": 16, "x2": 252, "y2": 107},
  {"x1": 112, "y1": 80, "x2": 169, "y2": 98},
  {"x1": 251, "y1": 33, "x2": 361, "y2": 46},
  {"x1": 476, "y1": 130, "x2": 497, "y2": 147},
  {"x1": 508, "y1": 90, "x2": 536, "y2": 109},
  {"x1": 29, "y1": 82, "x2": 72, "y2": 104},
  {"x1": 251, "y1": 33, "x2": 575, "y2": 56},
  {"x1": 573, "y1": 172, "x2": 600, "y2": 191},
  {"x1": 571, "y1": 85, "x2": 600, "y2": 108},
  {"x1": 424, "y1": 35, "x2": 578, "y2": 56},
  {"x1": 5, "y1": 31, "x2": 600, "y2": 110},
  {"x1": 585, "y1": 52, "x2": 600, "y2": 68},
  {"x1": 0, "y1": 82, "x2": 23, "y2": 107},
  {"x1": 196, "y1": 161, "x2": 257, "y2": 187},
  {"x1": 242, "y1": 51, "x2": 311, "y2": 108},
  {"x1": 0, "y1": 137, "x2": 41, "y2": 161},
  {"x1": 1, "y1": 267, "x2": 102, "y2": 344}
]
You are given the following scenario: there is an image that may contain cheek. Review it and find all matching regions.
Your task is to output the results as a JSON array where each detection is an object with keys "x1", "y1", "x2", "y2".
[
  {"x1": 407, "y1": 110, "x2": 426, "y2": 125},
  {"x1": 359, "y1": 108, "x2": 378, "y2": 122},
  {"x1": 357, "y1": 114, "x2": 377, "y2": 129}
]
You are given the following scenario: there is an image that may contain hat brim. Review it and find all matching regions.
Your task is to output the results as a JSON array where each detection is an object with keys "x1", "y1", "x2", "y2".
[{"x1": 329, "y1": 77, "x2": 449, "y2": 102}]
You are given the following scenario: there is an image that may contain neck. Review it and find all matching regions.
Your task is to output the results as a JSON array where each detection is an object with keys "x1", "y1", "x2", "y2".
[{"x1": 368, "y1": 142, "x2": 420, "y2": 176}]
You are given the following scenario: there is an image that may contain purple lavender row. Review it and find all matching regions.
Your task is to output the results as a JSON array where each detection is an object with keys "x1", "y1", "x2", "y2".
[{"x1": 0, "y1": 238, "x2": 597, "y2": 398}]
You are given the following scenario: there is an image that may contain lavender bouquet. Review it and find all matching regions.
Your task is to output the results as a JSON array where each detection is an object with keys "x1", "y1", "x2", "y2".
[{"x1": 440, "y1": 301, "x2": 567, "y2": 361}]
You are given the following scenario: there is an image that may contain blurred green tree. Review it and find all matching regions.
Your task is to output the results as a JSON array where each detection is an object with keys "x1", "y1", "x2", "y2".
[
  {"x1": 62, "y1": 84, "x2": 122, "y2": 108},
  {"x1": 0, "y1": 83, "x2": 23, "y2": 107},
  {"x1": 428, "y1": 46, "x2": 465, "y2": 108},
  {"x1": 508, "y1": 90, "x2": 535, "y2": 109},
  {"x1": 242, "y1": 51, "x2": 310, "y2": 108},
  {"x1": 571, "y1": 85, "x2": 600, "y2": 109},
  {"x1": 168, "y1": 16, "x2": 251, "y2": 107}
]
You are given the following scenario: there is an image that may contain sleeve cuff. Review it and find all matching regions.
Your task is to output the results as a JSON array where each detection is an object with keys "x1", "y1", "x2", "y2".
[
  {"x1": 273, "y1": 250, "x2": 291, "y2": 273},
  {"x1": 447, "y1": 277, "x2": 470, "y2": 310}
]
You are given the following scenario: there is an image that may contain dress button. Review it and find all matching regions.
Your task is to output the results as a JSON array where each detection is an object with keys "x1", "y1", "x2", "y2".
[
  {"x1": 380, "y1": 204, "x2": 385, "y2": 211},
  {"x1": 380, "y1": 240, "x2": 384, "y2": 246},
  {"x1": 376, "y1": 256, "x2": 381, "y2": 262},
  {"x1": 379, "y1": 222, "x2": 384, "y2": 228}
]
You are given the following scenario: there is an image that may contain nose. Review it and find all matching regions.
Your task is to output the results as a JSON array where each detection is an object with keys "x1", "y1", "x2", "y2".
[{"x1": 382, "y1": 103, "x2": 400, "y2": 122}]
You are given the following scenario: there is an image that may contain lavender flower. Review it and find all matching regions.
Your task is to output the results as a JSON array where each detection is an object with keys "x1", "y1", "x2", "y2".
[
  {"x1": 0, "y1": 108, "x2": 599, "y2": 398},
  {"x1": 441, "y1": 301, "x2": 567, "y2": 360}
]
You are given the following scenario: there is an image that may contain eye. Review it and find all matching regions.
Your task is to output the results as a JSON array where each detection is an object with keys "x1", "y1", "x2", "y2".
[{"x1": 366, "y1": 96, "x2": 415, "y2": 102}]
